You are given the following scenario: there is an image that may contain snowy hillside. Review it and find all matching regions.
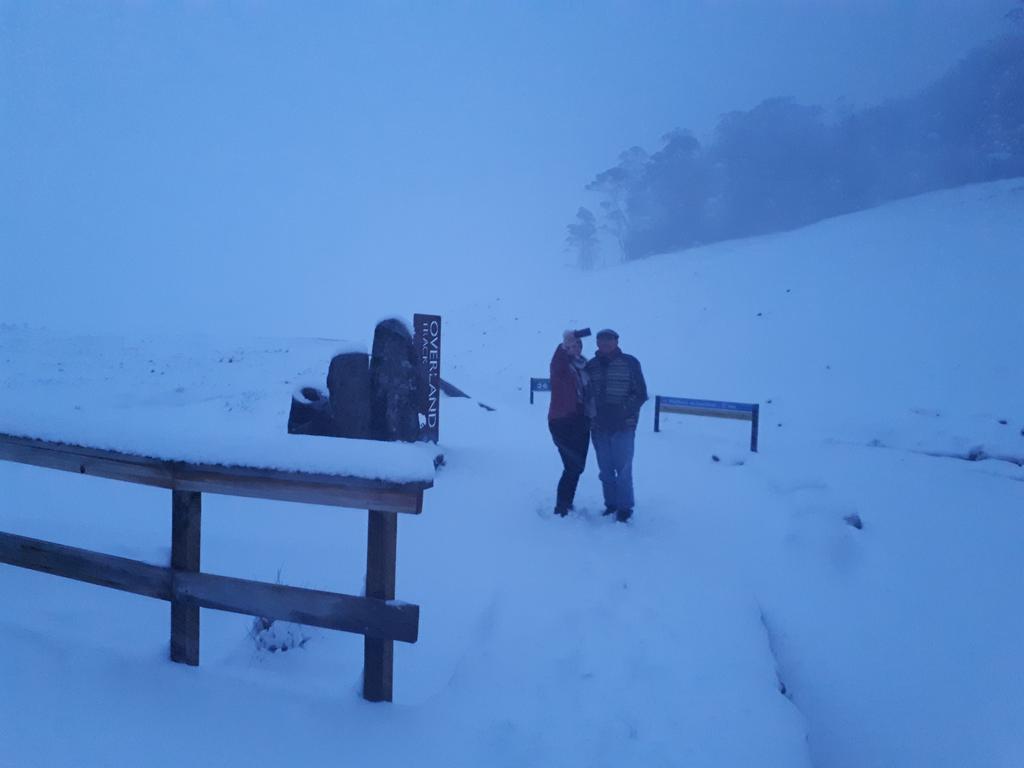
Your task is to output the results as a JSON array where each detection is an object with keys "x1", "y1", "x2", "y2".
[{"x1": 1, "y1": 179, "x2": 1022, "y2": 768}]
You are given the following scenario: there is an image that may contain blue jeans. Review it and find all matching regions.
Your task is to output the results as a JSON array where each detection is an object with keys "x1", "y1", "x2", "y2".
[{"x1": 591, "y1": 429, "x2": 636, "y2": 510}]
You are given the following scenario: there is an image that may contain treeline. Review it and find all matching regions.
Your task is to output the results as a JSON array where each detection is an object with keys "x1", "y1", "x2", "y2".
[{"x1": 568, "y1": 33, "x2": 1024, "y2": 265}]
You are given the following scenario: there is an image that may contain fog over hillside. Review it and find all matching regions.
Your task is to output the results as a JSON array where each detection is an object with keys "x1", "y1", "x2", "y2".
[
  {"x1": 0, "y1": 0, "x2": 1014, "y2": 335},
  {"x1": 569, "y1": 32, "x2": 1024, "y2": 263}
]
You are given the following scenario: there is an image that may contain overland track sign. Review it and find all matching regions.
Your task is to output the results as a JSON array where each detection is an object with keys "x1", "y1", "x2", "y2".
[{"x1": 415, "y1": 314, "x2": 441, "y2": 443}]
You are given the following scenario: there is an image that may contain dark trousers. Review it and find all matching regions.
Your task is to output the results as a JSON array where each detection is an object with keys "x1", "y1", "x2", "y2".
[{"x1": 549, "y1": 414, "x2": 591, "y2": 510}]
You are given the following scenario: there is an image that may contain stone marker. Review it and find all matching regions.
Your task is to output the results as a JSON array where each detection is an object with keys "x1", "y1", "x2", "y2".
[
  {"x1": 369, "y1": 319, "x2": 421, "y2": 443},
  {"x1": 327, "y1": 352, "x2": 372, "y2": 439},
  {"x1": 287, "y1": 386, "x2": 334, "y2": 436}
]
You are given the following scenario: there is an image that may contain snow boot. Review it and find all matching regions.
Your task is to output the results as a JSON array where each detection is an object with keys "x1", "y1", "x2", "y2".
[{"x1": 615, "y1": 508, "x2": 633, "y2": 523}]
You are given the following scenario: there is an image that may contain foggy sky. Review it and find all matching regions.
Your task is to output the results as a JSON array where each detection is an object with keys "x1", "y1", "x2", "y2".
[{"x1": 0, "y1": 0, "x2": 1012, "y2": 334}]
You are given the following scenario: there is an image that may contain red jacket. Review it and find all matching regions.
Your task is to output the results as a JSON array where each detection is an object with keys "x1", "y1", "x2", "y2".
[{"x1": 548, "y1": 345, "x2": 585, "y2": 421}]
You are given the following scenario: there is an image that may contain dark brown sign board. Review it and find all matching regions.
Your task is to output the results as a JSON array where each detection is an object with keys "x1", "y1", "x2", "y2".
[{"x1": 414, "y1": 314, "x2": 441, "y2": 443}]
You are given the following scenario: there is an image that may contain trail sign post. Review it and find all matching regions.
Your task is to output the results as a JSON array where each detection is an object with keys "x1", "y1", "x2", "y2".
[
  {"x1": 529, "y1": 377, "x2": 551, "y2": 405},
  {"x1": 655, "y1": 397, "x2": 761, "y2": 450},
  {"x1": 654, "y1": 396, "x2": 760, "y2": 452}
]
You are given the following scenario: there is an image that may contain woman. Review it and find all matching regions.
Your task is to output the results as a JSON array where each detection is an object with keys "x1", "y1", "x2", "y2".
[{"x1": 548, "y1": 330, "x2": 591, "y2": 517}]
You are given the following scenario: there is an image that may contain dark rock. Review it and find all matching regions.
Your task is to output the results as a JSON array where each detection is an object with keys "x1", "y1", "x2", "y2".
[
  {"x1": 966, "y1": 447, "x2": 987, "y2": 462},
  {"x1": 439, "y1": 377, "x2": 496, "y2": 412},
  {"x1": 844, "y1": 513, "x2": 864, "y2": 530},
  {"x1": 439, "y1": 378, "x2": 471, "y2": 398},
  {"x1": 369, "y1": 319, "x2": 422, "y2": 442},
  {"x1": 287, "y1": 386, "x2": 334, "y2": 436},
  {"x1": 998, "y1": 419, "x2": 1008, "y2": 425},
  {"x1": 327, "y1": 352, "x2": 372, "y2": 439},
  {"x1": 711, "y1": 454, "x2": 721, "y2": 462}
]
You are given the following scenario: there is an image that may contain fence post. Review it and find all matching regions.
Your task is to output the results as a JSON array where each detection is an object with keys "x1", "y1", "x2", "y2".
[
  {"x1": 654, "y1": 396, "x2": 662, "y2": 433},
  {"x1": 171, "y1": 490, "x2": 201, "y2": 666},
  {"x1": 529, "y1": 378, "x2": 535, "y2": 405},
  {"x1": 750, "y1": 404, "x2": 760, "y2": 453},
  {"x1": 364, "y1": 509, "x2": 398, "y2": 702}
]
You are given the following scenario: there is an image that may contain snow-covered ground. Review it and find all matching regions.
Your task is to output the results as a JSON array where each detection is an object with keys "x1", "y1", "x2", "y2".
[
  {"x1": 1, "y1": 179, "x2": 1022, "y2": 767},
  {"x1": 0, "y1": 332, "x2": 436, "y2": 481}
]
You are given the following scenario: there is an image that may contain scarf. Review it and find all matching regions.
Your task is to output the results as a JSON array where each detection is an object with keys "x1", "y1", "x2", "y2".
[{"x1": 569, "y1": 354, "x2": 589, "y2": 405}]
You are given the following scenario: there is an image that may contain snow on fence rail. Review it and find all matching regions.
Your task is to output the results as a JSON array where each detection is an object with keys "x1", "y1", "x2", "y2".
[
  {"x1": 0, "y1": 432, "x2": 433, "y2": 703},
  {"x1": 654, "y1": 396, "x2": 760, "y2": 452}
]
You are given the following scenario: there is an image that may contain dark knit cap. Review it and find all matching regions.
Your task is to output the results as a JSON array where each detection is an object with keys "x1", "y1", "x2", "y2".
[{"x1": 596, "y1": 328, "x2": 619, "y2": 340}]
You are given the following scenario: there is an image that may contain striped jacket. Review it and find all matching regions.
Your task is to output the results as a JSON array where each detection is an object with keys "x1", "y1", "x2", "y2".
[{"x1": 585, "y1": 349, "x2": 648, "y2": 432}]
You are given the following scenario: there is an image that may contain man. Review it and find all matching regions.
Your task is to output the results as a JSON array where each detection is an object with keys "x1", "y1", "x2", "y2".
[{"x1": 585, "y1": 329, "x2": 648, "y2": 522}]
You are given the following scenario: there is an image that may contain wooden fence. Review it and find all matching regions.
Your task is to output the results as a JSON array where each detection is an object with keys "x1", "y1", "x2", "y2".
[{"x1": 0, "y1": 432, "x2": 432, "y2": 702}]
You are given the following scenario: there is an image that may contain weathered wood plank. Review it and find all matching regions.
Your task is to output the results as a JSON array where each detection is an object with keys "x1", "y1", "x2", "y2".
[
  {"x1": 0, "y1": 531, "x2": 171, "y2": 598},
  {"x1": 364, "y1": 633, "x2": 395, "y2": 702},
  {"x1": 0, "y1": 436, "x2": 175, "y2": 488},
  {"x1": 0, "y1": 531, "x2": 419, "y2": 642},
  {"x1": 173, "y1": 572, "x2": 418, "y2": 643},
  {"x1": 364, "y1": 509, "x2": 398, "y2": 702},
  {"x1": 0, "y1": 433, "x2": 429, "y2": 514},
  {"x1": 171, "y1": 491, "x2": 201, "y2": 666},
  {"x1": 365, "y1": 511, "x2": 398, "y2": 600},
  {"x1": 173, "y1": 472, "x2": 424, "y2": 515}
]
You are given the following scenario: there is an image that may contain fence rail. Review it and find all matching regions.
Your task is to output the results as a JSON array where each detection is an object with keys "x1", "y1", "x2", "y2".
[{"x1": 0, "y1": 432, "x2": 431, "y2": 702}]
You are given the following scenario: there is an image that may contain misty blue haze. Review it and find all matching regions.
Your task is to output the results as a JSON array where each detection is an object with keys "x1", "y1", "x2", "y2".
[
  {"x1": 0, "y1": 0, "x2": 1013, "y2": 333},
  {"x1": 1, "y1": 4, "x2": 1023, "y2": 768}
]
